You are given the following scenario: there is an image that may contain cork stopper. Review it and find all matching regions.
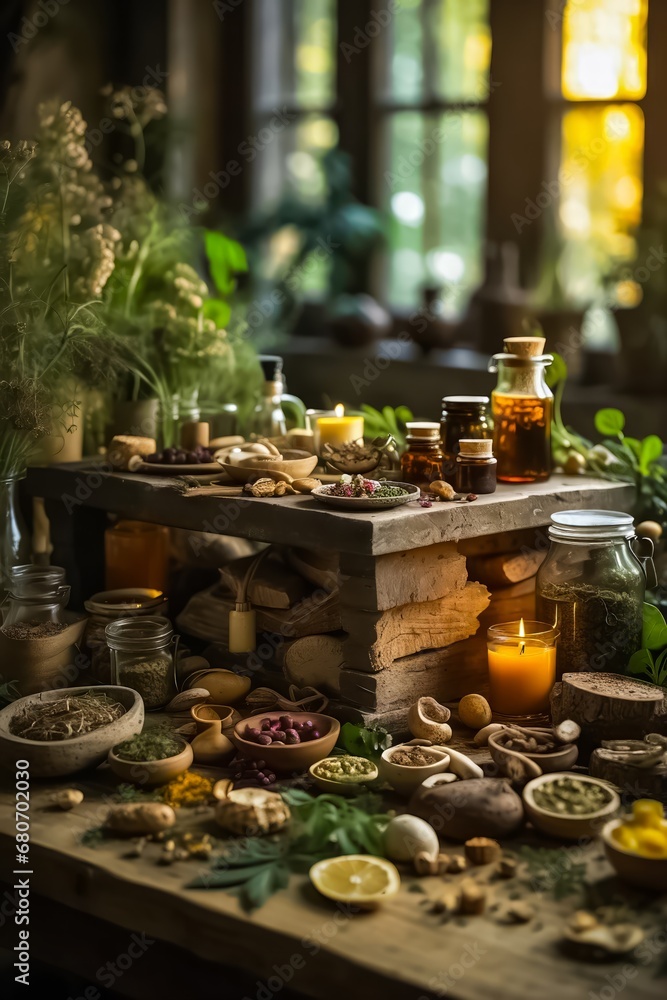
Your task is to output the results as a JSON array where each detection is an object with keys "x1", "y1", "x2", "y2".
[
  {"x1": 503, "y1": 336, "x2": 546, "y2": 358},
  {"x1": 458, "y1": 438, "x2": 494, "y2": 458},
  {"x1": 406, "y1": 421, "x2": 440, "y2": 440}
]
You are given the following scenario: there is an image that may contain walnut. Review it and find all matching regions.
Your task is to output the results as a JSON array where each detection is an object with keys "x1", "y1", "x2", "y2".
[
  {"x1": 249, "y1": 478, "x2": 276, "y2": 497},
  {"x1": 464, "y1": 837, "x2": 502, "y2": 865},
  {"x1": 274, "y1": 480, "x2": 287, "y2": 496}
]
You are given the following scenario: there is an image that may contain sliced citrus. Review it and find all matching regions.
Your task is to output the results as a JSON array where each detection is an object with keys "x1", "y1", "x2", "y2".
[{"x1": 309, "y1": 855, "x2": 400, "y2": 907}]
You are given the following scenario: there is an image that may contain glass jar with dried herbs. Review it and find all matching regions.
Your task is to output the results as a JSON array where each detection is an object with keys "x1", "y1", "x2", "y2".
[
  {"x1": 536, "y1": 510, "x2": 647, "y2": 678},
  {"x1": 106, "y1": 616, "x2": 178, "y2": 711}
]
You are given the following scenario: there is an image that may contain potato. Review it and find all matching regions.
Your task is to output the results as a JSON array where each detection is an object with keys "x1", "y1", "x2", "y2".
[
  {"x1": 458, "y1": 693, "x2": 492, "y2": 729},
  {"x1": 105, "y1": 803, "x2": 176, "y2": 836},
  {"x1": 408, "y1": 778, "x2": 524, "y2": 841}
]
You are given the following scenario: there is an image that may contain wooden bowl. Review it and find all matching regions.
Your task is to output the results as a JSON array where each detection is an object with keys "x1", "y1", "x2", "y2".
[
  {"x1": 217, "y1": 450, "x2": 318, "y2": 484},
  {"x1": 107, "y1": 736, "x2": 193, "y2": 787},
  {"x1": 0, "y1": 686, "x2": 144, "y2": 778},
  {"x1": 379, "y1": 744, "x2": 450, "y2": 796},
  {"x1": 190, "y1": 703, "x2": 240, "y2": 735},
  {"x1": 309, "y1": 756, "x2": 379, "y2": 796},
  {"x1": 601, "y1": 818, "x2": 667, "y2": 892},
  {"x1": 523, "y1": 773, "x2": 620, "y2": 840},
  {"x1": 488, "y1": 731, "x2": 579, "y2": 774},
  {"x1": 233, "y1": 712, "x2": 340, "y2": 773}
]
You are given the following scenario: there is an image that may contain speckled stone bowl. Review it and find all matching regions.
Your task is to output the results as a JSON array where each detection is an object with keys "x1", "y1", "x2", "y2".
[{"x1": 0, "y1": 686, "x2": 144, "y2": 778}]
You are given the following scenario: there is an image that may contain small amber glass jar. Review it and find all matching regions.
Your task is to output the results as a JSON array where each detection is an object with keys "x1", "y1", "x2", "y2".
[
  {"x1": 440, "y1": 396, "x2": 491, "y2": 484},
  {"x1": 400, "y1": 422, "x2": 444, "y2": 489},
  {"x1": 455, "y1": 439, "x2": 497, "y2": 494},
  {"x1": 105, "y1": 520, "x2": 170, "y2": 592}
]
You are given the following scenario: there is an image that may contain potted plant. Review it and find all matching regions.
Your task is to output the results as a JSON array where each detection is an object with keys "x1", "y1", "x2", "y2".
[{"x1": 97, "y1": 85, "x2": 256, "y2": 447}]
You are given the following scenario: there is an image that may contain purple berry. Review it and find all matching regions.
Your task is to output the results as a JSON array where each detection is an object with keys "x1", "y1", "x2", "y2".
[
  {"x1": 260, "y1": 718, "x2": 273, "y2": 730},
  {"x1": 302, "y1": 720, "x2": 315, "y2": 730},
  {"x1": 279, "y1": 715, "x2": 294, "y2": 730},
  {"x1": 310, "y1": 729, "x2": 321, "y2": 741}
]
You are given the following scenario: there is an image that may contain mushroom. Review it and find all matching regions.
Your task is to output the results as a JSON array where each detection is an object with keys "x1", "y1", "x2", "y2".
[
  {"x1": 407, "y1": 697, "x2": 452, "y2": 744},
  {"x1": 553, "y1": 720, "x2": 581, "y2": 745}
]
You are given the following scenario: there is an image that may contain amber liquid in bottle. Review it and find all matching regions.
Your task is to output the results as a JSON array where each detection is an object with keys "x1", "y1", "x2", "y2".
[{"x1": 492, "y1": 392, "x2": 552, "y2": 482}]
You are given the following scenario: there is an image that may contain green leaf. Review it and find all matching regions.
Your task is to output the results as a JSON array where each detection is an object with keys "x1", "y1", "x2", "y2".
[
  {"x1": 642, "y1": 603, "x2": 667, "y2": 650},
  {"x1": 545, "y1": 352, "x2": 568, "y2": 389},
  {"x1": 382, "y1": 406, "x2": 399, "y2": 436},
  {"x1": 203, "y1": 298, "x2": 231, "y2": 328},
  {"x1": 188, "y1": 862, "x2": 274, "y2": 889},
  {"x1": 395, "y1": 405, "x2": 414, "y2": 426},
  {"x1": 595, "y1": 408, "x2": 625, "y2": 437},
  {"x1": 205, "y1": 231, "x2": 247, "y2": 297},
  {"x1": 639, "y1": 435, "x2": 664, "y2": 476},
  {"x1": 241, "y1": 862, "x2": 290, "y2": 911},
  {"x1": 655, "y1": 648, "x2": 667, "y2": 686},
  {"x1": 627, "y1": 649, "x2": 655, "y2": 680}
]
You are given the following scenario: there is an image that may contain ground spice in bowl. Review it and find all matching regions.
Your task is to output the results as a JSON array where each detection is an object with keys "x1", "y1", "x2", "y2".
[
  {"x1": 388, "y1": 747, "x2": 443, "y2": 767},
  {"x1": 114, "y1": 732, "x2": 183, "y2": 762}
]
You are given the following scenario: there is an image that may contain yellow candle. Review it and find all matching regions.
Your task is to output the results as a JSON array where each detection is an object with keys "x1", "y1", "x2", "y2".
[
  {"x1": 316, "y1": 404, "x2": 364, "y2": 451},
  {"x1": 487, "y1": 619, "x2": 557, "y2": 717}
]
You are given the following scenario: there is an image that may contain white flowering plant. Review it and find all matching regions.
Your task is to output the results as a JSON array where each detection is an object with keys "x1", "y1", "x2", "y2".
[
  {"x1": 0, "y1": 100, "x2": 125, "y2": 478},
  {"x1": 97, "y1": 85, "x2": 255, "y2": 444}
]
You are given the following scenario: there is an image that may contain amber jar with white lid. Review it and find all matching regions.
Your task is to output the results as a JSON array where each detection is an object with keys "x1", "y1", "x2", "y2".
[{"x1": 400, "y1": 422, "x2": 444, "y2": 489}]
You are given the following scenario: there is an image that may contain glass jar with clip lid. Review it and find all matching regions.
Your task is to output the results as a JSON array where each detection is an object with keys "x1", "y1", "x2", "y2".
[{"x1": 536, "y1": 509, "x2": 653, "y2": 678}]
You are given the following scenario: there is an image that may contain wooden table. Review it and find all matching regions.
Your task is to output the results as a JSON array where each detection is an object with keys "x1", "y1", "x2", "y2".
[
  {"x1": 26, "y1": 465, "x2": 635, "y2": 729},
  {"x1": 1, "y1": 767, "x2": 666, "y2": 1000}
]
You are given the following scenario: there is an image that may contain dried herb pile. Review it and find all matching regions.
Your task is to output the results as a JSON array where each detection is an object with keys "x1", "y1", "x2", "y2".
[
  {"x1": 114, "y1": 732, "x2": 182, "y2": 762},
  {"x1": 10, "y1": 691, "x2": 125, "y2": 742}
]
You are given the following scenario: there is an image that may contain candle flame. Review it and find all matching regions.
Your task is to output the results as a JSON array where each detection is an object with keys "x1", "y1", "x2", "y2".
[
  {"x1": 519, "y1": 618, "x2": 525, "y2": 638},
  {"x1": 334, "y1": 403, "x2": 345, "y2": 418}
]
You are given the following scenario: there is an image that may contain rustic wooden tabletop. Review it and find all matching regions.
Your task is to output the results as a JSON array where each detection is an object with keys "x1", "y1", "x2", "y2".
[{"x1": 1, "y1": 764, "x2": 665, "y2": 1000}]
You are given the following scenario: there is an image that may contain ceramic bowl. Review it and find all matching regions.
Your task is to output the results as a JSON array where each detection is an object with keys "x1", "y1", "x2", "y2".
[
  {"x1": 523, "y1": 773, "x2": 620, "y2": 840},
  {"x1": 190, "y1": 703, "x2": 240, "y2": 735},
  {"x1": 309, "y1": 756, "x2": 379, "y2": 796},
  {"x1": 601, "y1": 818, "x2": 667, "y2": 892},
  {"x1": 233, "y1": 712, "x2": 340, "y2": 773},
  {"x1": 488, "y1": 731, "x2": 579, "y2": 775},
  {"x1": 379, "y1": 744, "x2": 450, "y2": 796},
  {"x1": 311, "y1": 482, "x2": 420, "y2": 512},
  {"x1": 0, "y1": 686, "x2": 144, "y2": 778},
  {"x1": 107, "y1": 736, "x2": 193, "y2": 787},
  {"x1": 218, "y1": 450, "x2": 318, "y2": 484}
]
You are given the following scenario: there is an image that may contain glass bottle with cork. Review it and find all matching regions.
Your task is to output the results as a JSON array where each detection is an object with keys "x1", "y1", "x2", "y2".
[
  {"x1": 249, "y1": 356, "x2": 306, "y2": 438},
  {"x1": 455, "y1": 438, "x2": 497, "y2": 494},
  {"x1": 489, "y1": 336, "x2": 553, "y2": 482},
  {"x1": 440, "y1": 396, "x2": 492, "y2": 485},
  {"x1": 400, "y1": 422, "x2": 444, "y2": 489}
]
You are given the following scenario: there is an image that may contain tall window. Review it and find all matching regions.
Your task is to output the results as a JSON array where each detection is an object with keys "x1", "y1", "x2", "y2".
[
  {"x1": 554, "y1": 0, "x2": 648, "y2": 301},
  {"x1": 378, "y1": 0, "x2": 492, "y2": 314}
]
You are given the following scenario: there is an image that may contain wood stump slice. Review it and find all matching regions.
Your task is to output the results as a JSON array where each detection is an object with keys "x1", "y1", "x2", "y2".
[{"x1": 551, "y1": 672, "x2": 667, "y2": 745}]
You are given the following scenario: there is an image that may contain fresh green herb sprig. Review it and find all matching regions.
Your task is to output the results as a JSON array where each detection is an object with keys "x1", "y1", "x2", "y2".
[
  {"x1": 357, "y1": 405, "x2": 414, "y2": 450},
  {"x1": 337, "y1": 722, "x2": 392, "y2": 760},
  {"x1": 628, "y1": 604, "x2": 667, "y2": 686},
  {"x1": 189, "y1": 788, "x2": 390, "y2": 910}
]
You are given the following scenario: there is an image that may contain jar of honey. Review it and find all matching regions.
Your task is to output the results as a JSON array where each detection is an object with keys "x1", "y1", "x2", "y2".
[
  {"x1": 489, "y1": 336, "x2": 553, "y2": 483},
  {"x1": 400, "y1": 422, "x2": 444, "y2": 489},
  {"x1": 440, "y1": 395, "x2": 491, "y2": 485}
]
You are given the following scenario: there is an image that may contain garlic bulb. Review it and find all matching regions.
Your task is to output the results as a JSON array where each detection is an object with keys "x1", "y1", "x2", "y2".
[
  {"x1": 408, "y1": 697, "x2": 452, "y2": 744},
  {"x1": 383, "y1": 814, "x2": 439, "y2": 862},
  {"x1": 215, "y1": 787, "x2": 290, "y2": 836}
]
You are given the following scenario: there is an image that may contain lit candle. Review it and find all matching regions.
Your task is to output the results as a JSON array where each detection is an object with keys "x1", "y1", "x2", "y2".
[
  {"x1": 315, "y1": 404, "x2": 364, "y2": 452},
  {"x1": 487, "y1": 619, "x2": 558, "y2": 720}
]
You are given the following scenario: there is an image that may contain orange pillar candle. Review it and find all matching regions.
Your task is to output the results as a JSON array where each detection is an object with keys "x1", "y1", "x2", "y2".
[{"x1": 487, "y1": 619, "x2": 558, "y2": 720}]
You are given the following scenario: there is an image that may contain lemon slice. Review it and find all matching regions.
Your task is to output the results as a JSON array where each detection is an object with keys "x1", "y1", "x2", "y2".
[{"x1": 309, "y1": 855, "x2": 400, "y2": 907}]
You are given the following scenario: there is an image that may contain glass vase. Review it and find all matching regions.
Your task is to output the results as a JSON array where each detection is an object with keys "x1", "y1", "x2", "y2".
[{"x1": 0, "y1": 474, "x2": 32, "y2": 601}]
